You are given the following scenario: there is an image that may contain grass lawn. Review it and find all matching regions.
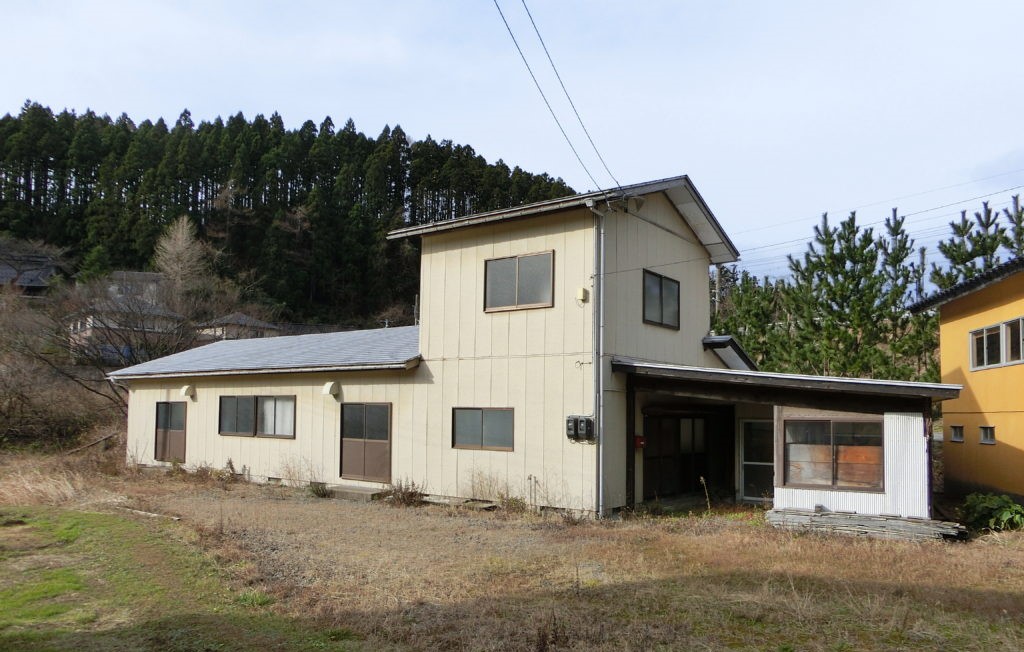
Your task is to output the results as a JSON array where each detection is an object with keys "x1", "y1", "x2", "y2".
[
  {"x1": 2, "y1": 450, "x2": 1024, "y2": 650},
  {"x1": 0, "y1": 507, "x2": 363, "y2": 652}
]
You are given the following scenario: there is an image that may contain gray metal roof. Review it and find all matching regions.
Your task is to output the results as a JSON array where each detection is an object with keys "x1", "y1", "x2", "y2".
[
  {"x1": 611, "y1": 357, "x2": 960, "y2": 400},
  {"x1": 109, "y1": 325, "x2": 420, "y2": 380},
  {"x1": 387, "y1": 175, "x2": 740, "y2": 264}
]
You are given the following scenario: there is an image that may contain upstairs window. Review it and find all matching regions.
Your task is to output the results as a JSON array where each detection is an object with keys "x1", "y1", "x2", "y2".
[
  {"x1": 971, "y1": 318, "x2": 1024, "y2": 369},
  {"x1": 642, "y1": 269, "x2": 680, "y2": 329},
  {"x1": 948, "y1": 425, "x2": 964, "y2": 443},
  {"x1": 484, "y1": 251, "x2": 554, "y2": 311}
]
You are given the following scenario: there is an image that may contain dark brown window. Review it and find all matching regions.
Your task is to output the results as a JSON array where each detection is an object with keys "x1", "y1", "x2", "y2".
[
  {"x1": 784, "y1": 419, "x2": 882, "y2": 490},
  {"x1": 453, "y1": 408, "x2": 514, "y2": 451},
  {"x1": 219, "y1": 395, "x2": 295, "y2": 438},
  {"x1": 642, "y1": 269, "x2": 680, "y2": 329},
  {"x1": 155, "y1": 401, "x2": 186, "y2": 463},
  {"x1": 484, "y1": 251, "x2": 554, "y2": 311}
]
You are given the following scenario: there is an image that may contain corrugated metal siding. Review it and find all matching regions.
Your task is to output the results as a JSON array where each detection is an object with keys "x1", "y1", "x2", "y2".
[{"x1": 774, "y1": 412, "x2": 928, "y2": 519}]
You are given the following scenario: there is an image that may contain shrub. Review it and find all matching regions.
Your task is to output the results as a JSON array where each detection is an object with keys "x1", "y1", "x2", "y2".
[
  {"x1": 962, "y1": 493, "x2": 1024, "y2": 532},
  {"x1": 382, "y1": 479, "x2": 424, "y2": 507},
  {"x1": 497, "y1": 492, "x2": 529, "y2": 514},
  {"x1": 308, "y1": 481, "x2": 332, "y2": 498}
]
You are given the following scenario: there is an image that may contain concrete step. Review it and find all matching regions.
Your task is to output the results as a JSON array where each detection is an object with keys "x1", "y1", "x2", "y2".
[{"x1": 332, "y1": 484, "x2": 386, "y2": 503}]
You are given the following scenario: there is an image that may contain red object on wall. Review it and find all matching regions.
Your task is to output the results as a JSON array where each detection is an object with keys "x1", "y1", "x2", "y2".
[{"x1": 633, "y1": 435, "x2": 646, "y2": 449}]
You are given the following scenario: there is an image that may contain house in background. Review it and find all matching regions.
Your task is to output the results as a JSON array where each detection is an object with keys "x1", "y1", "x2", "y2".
[
  {"x1": 198, "y1": 312, "x2": 281, "y2": 341},
  {"x1": 910, "y1": 258, "x2": 1024, "y2": 498},
  {"x1": 110, "y1": 175, "x2": 960, "y2": 535},
  {"x1": 0, "y1": 242, "x2": 64, "y2": 296}
]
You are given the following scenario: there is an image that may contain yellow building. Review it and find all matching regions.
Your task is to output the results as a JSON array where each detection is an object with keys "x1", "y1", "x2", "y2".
[{"x1": 911, "y1": 259, "x2": 1024, "y2": 497}]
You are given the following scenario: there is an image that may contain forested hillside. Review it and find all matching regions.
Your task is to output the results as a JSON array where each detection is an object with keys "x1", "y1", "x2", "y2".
[{"x1": 0, "y1": 101, "x2": 573, "y2": 323}]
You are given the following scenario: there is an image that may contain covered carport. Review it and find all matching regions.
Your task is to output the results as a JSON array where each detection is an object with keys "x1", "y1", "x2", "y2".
[{"x1": 612, "y1": 357, "x2": 960, "y2": 525}]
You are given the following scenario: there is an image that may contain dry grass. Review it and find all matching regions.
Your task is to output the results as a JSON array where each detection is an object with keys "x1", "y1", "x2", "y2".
[{"x1": 4, "y1": 448, "x2": 1024, "y2": 650}]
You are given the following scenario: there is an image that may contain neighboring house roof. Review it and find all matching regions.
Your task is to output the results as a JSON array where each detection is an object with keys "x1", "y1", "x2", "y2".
[
  {"x1": 702, "y1": 335, "x2": 757, "y2": 371},
  {"x1": 88, "y1": 298, "x2": 182, "y2": 320},
  {"x1": 109, "y1": 325, "x2": 421, "y2": 380},
  {"x1": 611, "y1": 357, "x2": 960, "y2": 401},
  {"x1": 386, "y1": 175, "x2": 740, "y2": 264},
  {"x1": 107, "y1": 270, "x2": 164, "y2": 284},
  {"x1": 0, "y1": 253, "x2": 61, "y2": 289},
  {"x1": 201, "y1": 312, "x2": 280, "y2": 330},
  {"x1": 908, "y1": 257, "x2": 1024, "y2": 313}
]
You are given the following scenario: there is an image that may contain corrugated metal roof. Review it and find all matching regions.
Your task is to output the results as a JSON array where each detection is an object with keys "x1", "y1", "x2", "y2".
[
  {"x1": 908, "y1": 257, "x2": 1024, "y2": 313},
  {"x1": 386, "y1": 175, "x2": 740, "y2": 264},
  {"x1": 109, "y1": 325, "x2": 420, "y2": 379},
  {"x1": 611, "y1": 357, "x2": 960, "y2": 400}
]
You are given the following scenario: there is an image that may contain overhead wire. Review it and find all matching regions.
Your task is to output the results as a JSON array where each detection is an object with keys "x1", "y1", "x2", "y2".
[
  {"x1": 734, "y1": 167, "x2": 1024, "y2": 236},
  {"x1": 492, "y1": 0, "x2": 604, "y2": 192},
  {"x1": 518, "y1": 0, "x2": 622, "y2": 191}
]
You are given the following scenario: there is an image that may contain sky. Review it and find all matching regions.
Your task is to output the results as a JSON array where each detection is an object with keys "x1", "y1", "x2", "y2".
[{"x1": 4, "y1": 0, "x2": 1024, "y2": 278}]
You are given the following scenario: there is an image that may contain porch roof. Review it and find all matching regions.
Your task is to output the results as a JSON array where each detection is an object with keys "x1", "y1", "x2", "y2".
[{"x1": 611, "y1": 357, "x2": 960, "y2": 404}]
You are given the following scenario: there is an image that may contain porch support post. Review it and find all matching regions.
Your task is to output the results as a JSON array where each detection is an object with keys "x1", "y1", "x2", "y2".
[{"x1": 626, "y1": 372, "x2": 636, "y2": 507}]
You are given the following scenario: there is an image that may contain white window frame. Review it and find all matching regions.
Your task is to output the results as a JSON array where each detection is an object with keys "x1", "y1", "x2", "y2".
[
  {"x1": 948, "y1": 425, "x2": 964, "y2": 443},
  {"x1": 980, "y1": 425, "x2": 996, "y2": 445},
  {"x1": 970, "y1": 317, "x2": 1024, "y2": 370}
]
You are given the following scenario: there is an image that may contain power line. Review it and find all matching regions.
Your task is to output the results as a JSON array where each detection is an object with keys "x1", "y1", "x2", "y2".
[
  {"x1": 734, "y1": 169, "x2": 1024, "y2": 236},
  {"x1": 740, "y1": 184, "x2": 1024, "y2": 254},
  {"x1": 518, "y1": 0, "x2": 621, "y2": 190},
  {"x1": 492, "y1": 0, "x2": 603, "y2": 192}
]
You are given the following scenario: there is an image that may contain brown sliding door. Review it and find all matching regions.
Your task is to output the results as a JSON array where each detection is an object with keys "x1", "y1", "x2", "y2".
[
  {"x1": 341, "y1": 403, "x2": 391, "y2": 483},
  {"x1": 155, "y1": 401, "x2": 186, "y2": 463}
]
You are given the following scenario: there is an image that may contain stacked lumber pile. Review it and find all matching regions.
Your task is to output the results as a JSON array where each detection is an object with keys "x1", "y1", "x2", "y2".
[{"x1": 766, "y1": 508, "x2": 968, "y2": 541}]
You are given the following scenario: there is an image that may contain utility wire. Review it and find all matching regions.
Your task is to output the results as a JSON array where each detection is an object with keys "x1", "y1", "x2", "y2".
[
  {"x1": 734, "y1": 167, "x2": 1024, "y2": 236},
  {"x1": 492, "y1": 0, "x2": 603, "y2": 192},
  {"x1": 740, "y1": 183, "x2": 1024, "y2": 253},
  {"x1": 519, "y1": 0, "x2": 622, "y2": 191}
]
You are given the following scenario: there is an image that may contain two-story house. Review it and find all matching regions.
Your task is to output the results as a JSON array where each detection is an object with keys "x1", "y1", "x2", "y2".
[
  {"x1": 910, "y1": 258, "x2": 1024, "y2": 498},
  {"x1": 110, "y1": 176, "x2": 959, "y2": 529}
]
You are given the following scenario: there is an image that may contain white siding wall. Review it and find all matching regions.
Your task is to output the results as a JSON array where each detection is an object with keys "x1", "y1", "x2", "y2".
[
  {"x1": 599, "y1": 195, "x2": 719, "y2": 510},
  {"x1": 773, "y1": 412, "x2": 929, "y2": 519},
  {"x1": 126, "y1": 208, "x2": 599, "y2": 511},
  {"x1": 418, "y1": 209, "x2": 597, "y2": 510}
]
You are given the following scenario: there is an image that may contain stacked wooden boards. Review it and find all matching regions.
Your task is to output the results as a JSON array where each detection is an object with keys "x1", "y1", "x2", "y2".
[{"x1": 767, "y1": 508, "x2": 968, "y2": 541}]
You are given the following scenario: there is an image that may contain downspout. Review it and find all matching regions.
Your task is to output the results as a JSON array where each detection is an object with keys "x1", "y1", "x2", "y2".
[{"x1": 586, "y1": 198, "x2": 607, "y2": 517}]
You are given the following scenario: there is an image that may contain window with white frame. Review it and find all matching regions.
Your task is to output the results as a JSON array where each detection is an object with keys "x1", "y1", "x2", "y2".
[
  {"x1": 980, "y1": 426, "x2": 995, "y2": 444},
  {"x1": 948, "y1": 425, "x2": 964, "y2": 443},
  {"x1": 971, "y1": 317, "x2": 1024, "y2": 369}
]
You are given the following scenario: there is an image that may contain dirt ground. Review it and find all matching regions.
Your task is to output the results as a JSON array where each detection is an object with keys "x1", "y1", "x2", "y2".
[{"x1": 4, "y1": 451, "x2": 1024, "y2": 651}]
